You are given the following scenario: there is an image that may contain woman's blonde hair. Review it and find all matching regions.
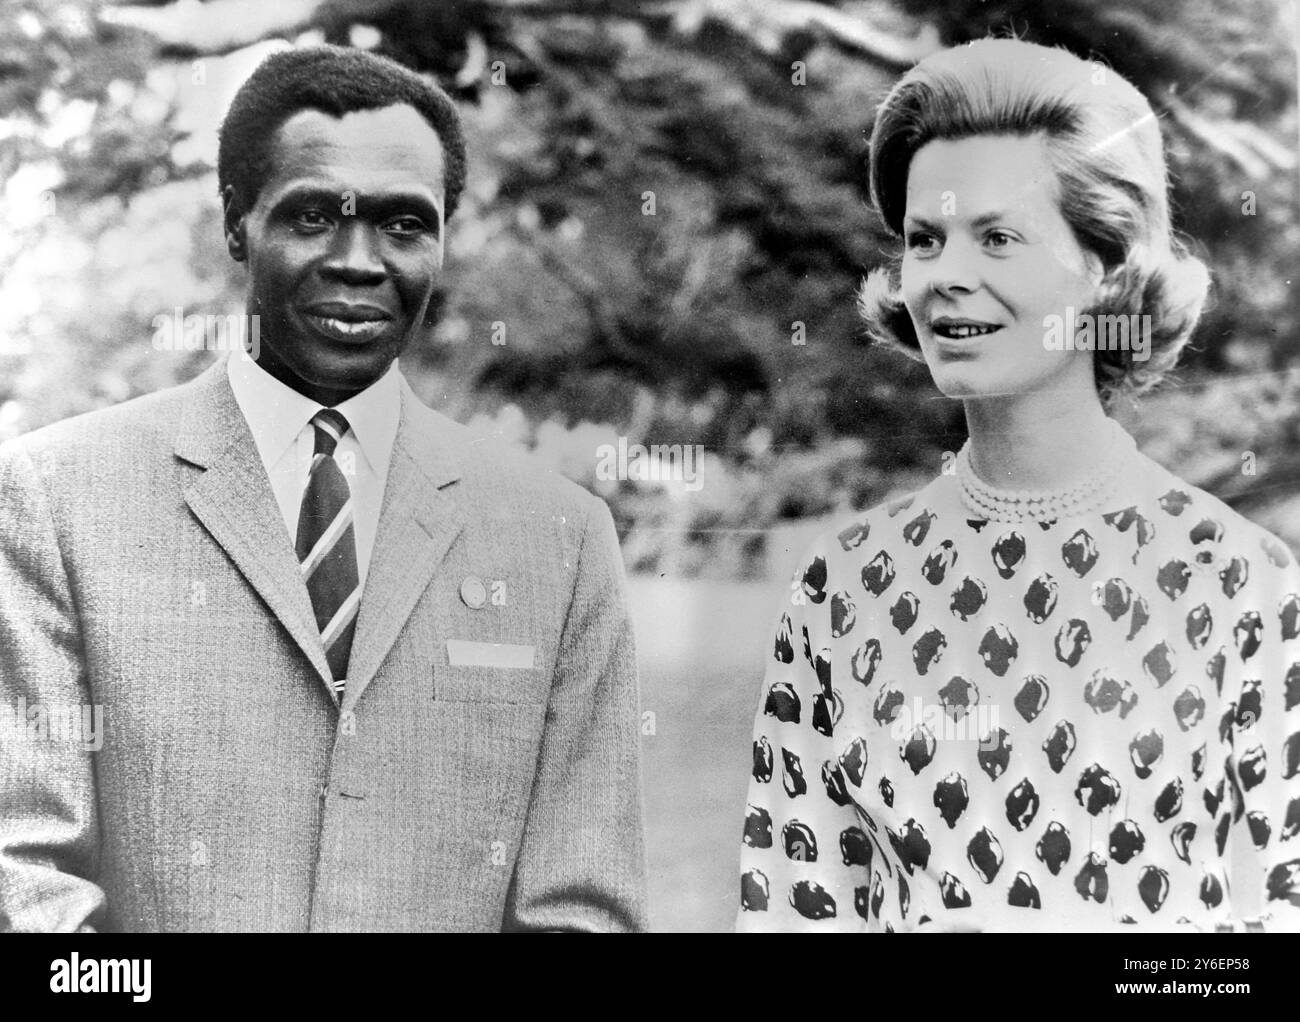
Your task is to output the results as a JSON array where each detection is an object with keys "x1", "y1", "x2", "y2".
[{"x1": 859, "y1": 38, "x2": 1209, "y2": 401}]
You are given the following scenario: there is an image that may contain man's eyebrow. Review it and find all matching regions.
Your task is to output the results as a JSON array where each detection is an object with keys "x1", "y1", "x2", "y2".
[{"x1": 272, "y1": 185, "x2": 443, "y2": 228}]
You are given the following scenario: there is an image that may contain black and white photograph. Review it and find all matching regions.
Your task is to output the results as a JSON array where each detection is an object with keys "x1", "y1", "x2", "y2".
[{"x1": 0, "y1": 0, "x2": 1297, "y2": 977}]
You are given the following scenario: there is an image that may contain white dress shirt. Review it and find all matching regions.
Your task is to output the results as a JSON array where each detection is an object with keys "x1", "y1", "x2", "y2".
[{"x1": 226, "y1": 353, "x2": 401, "y2": 586}]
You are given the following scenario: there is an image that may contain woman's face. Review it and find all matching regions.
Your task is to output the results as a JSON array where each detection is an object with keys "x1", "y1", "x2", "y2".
[{"x1": 900, "y1": 133, "x2": 1103, "y2": 402}]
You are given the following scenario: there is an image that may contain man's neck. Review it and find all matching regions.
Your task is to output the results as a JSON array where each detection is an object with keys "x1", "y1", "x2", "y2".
[{"x1": 253, "y1": 352, "x2": 384, "y2": 408}]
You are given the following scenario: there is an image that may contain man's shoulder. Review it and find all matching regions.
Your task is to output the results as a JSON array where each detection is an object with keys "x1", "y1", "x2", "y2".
[
  {"x1": 408, "y1": 401, "x2": 604, "y2": 524},
  {"x1": 0, "y1": 373, "x2": 200, "y2": 465}
]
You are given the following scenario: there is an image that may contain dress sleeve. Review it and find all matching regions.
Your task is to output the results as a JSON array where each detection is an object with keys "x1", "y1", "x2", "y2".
[
  {"x1": 736, "y1": 538, "x2": 872, "y2": 932},
  {"x1": 1224, "y1": 533, "x2": 1300, "y2": 931}
]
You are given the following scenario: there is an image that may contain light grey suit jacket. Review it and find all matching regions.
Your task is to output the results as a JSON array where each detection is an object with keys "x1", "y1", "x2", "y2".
[{"x1": 0, "y1": 356, "x2": 647, "y2": 931}]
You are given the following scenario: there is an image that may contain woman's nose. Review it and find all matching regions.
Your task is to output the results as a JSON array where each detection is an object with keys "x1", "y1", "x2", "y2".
[{"x1": 928, "y1": 238, "x2": 979, "y2": 296}]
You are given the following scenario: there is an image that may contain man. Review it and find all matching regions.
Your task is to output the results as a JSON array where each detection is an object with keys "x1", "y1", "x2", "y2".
[{"x1": 0, "y1": 46, "x2": 647, "y2": 932}]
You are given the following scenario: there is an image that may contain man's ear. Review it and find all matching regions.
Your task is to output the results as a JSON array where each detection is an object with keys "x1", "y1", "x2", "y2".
[{"x1": 221, "y1": 185, "x2": 248, "y2": 262}]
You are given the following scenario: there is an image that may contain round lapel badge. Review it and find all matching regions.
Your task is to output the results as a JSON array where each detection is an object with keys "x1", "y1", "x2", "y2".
[{"x1": 460, "y1": 576, "x2": 487, "y2": 609}]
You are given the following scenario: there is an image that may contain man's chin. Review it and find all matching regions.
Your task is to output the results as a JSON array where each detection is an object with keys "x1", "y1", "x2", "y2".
[
  {"x1": 258, "y1": 346, "x2": 398, "y2": 403},
  {"x1": 308, "y1": 351, "x2": 394, "y2": 391}
]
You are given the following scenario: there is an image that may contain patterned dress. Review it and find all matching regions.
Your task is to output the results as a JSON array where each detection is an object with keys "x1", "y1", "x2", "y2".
[{"x1": 737, "y1": 445, "x2": 1300, "y2": 931}]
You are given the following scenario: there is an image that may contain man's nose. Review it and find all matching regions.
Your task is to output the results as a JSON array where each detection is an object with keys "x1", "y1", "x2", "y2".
[{"x1": 320, "y1": 222, "x2": 385, "y2": 284}]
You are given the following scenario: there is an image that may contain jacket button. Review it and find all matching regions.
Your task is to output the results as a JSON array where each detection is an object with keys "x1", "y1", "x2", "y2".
[{"x1": 460, "y1": 576, "x2": 487, "y2": 609}]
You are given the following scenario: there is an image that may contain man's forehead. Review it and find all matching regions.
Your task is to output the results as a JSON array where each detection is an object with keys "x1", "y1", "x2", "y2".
[{"x1": 262, "y1": 104, "x2": 446, "y2": 192}]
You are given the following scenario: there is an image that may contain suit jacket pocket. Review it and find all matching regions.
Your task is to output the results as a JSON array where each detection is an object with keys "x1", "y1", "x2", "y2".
[{"x1": 434, "y1": 663, "x2": 551, "y2": 705}]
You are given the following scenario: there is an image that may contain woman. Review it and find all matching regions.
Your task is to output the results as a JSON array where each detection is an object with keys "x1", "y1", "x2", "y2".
[{"x1": 737, "y1": 38, "x2": 1300, "y2": 932}]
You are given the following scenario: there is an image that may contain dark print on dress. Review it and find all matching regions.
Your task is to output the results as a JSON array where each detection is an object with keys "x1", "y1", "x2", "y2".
[
  {"x1": 904, "y1": 509, "x2": 937, "y2": 547},
  {"x1": 774, "y1": 613, "x2": 795, "y2": 664},
  {"x1": 1024, "y1": 573, "x2": 1059, "y2": 623},
  {"x1": 912, "y1": 628, "x2": 947, "y2": 675},
  {"x1": 978, "y1": 624, "x2": 1019, "y2": 676},
  {"x1": 837, "y1": 518, "x2": 871, "y2": 552},
  {"x1": 1055, "y1": 618, "x2": 1091, "y2": 666},
  {"x1": 862, "y1": 551, "x2": 896, "y2": 597},
  {"x1": 1036, "y1": 822, "x2": 1071, "y2": 875},
  {"x1": 790, "y1": 880, "x2": 836, "y2": 919},
  {"x1": 1128, "y1": 729, "x2": 1164, "y2": 780},
  {"x1": 753, "y1": 736, "x2": 773, "y2": 782},
  {"x1": 851, "y1": 638, "x2": 882, "y2": 687},
  {"x1": 743, "y1": 804, "x2": 772, "y2": 848},
  {"x1": 740, "y1": 467, "x2": 1300, "y2": 929},
  {"x1": 831, "y1": 591, "x2": 857, "y2": 638},
  {"x1": 891, "y1": 591, "x2": 921, "y2": 634},
  {"x1": 802, "y1": 555, "x2": 828, "y2": 603},
  {"x1": 967, "y1": 826, "x2": 1004, "y2": 883},
  {"x1": 922, "y1": 541, "x2": 958, "y2": 585},
  {"x1": 938, "y1": 676, "x2": 980, "y2": 723},
  {"x1": 1015, "y1": 675, "x2": 1051, "y2": 723},
  {"x1": 934, "y1": 772, "x2": 970, "y2": 828},
  {"x1": 740, "y1": 869, "x2": 769, "y2": 911},
  {"x1": 782, "y1": 748, "x2": 806, "y2": 797},
  {"x1": 1062, "y1": 529, "x2": 1099, "y2": 577},
  {"x1": 991, "y1": 531, "x2": 1027, "y2": 579},
  {"x1": 1142, "y1": 641, "x2": 1177, "y2": 687},
  {"x1": 764, "y1": 682, "x2": 800, "y2": 723},
  {"x1": 950, "y1": 577, "x2": 988, "y2": 620}
]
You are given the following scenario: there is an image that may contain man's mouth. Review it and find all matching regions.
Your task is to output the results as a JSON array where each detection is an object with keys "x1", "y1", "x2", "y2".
[{"x1": 300, "y1": 302, "x2": 392, "y2": 342}]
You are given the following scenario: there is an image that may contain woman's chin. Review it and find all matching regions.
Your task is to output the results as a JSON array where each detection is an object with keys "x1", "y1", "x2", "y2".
[
  {"x1": 928, "y1": 362, "x2": 1054, "y2": 402},
  {"x1": 928, "y1": 364, "x2": 1001, "y2": 400}
]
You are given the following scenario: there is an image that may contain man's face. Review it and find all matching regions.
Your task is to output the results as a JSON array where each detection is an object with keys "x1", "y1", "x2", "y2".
[{"x1": 225, "y1": 103, "x2": 446, "y2": 405}]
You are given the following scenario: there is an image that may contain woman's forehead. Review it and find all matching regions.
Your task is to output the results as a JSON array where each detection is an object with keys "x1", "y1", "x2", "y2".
[{"x1": 904, "y1": 135, "x2": 1063, "y2": 220}]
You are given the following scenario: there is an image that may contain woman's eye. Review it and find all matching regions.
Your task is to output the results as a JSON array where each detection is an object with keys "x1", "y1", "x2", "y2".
[
  {"x1": 985, "y1": 230, "x2": 1014, "y2": 248},
  {"x1": 906, "y1": 231, "x2": 938, "y2": 251}
]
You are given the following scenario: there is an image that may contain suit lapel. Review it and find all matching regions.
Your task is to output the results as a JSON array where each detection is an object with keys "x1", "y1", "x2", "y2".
[
  {"x1": 175, "y1": 358, "x2": 336, "y2": 700},
  {"x1": 343, "y1": 377, "x2": 465, "y2": 709}
]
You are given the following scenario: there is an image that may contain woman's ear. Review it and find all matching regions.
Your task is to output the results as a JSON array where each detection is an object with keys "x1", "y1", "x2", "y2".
[
  {"x1": 1084, "y1": 249, "x2": 1106, "y2": 290},
  {"x1": 221, "y1": 185, "x2": 247, "y2": 262}
]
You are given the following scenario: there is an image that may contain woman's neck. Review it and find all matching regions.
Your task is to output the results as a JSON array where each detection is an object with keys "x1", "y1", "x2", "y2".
[{"x1": 962, "y1": 382, "x2": 1113, "y2": 492}]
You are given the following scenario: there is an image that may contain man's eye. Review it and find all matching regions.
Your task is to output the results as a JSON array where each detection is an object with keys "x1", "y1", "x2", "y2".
[
  {"x1": 384, "y1": 216, "x2": 429, "y2": 235},
  {"x1": 905, "y1": 231, "x2": 938, "y2": 252},
  {"x1": 293, "y1": 209, "x2": 329, "y2": 228},
  {"x1": 985, "y1": 230, "x2": 1014, "y2": 248}
]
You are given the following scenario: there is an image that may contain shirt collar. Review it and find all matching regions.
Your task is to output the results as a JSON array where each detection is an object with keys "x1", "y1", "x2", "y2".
[{"x1": 227, "y1": 353, "x2": 401, "y2": 476}]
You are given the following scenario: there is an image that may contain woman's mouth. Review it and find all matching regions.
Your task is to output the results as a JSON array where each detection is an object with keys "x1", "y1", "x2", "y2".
[{"x1": 932, "y1": 320, "x2": 1002, "y2": 340}]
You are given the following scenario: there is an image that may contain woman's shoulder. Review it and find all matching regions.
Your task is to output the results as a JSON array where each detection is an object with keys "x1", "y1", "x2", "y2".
[
  {"x1": 1130, "y1": 451, "x2": 1298, "y2": 578},
  {"x1": 794, "y1": 474, "x2": 958, "y2": 572}
]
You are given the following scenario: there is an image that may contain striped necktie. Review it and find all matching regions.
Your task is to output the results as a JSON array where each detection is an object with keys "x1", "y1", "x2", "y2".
[{"x1": 296, "y1": 409, "x2": 359, "y2": 701}]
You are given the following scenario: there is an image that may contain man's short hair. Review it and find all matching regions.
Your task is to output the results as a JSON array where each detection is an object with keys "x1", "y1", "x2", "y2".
[{"x1": 217, "y1": 45, "x2": 468, "y2": 220}]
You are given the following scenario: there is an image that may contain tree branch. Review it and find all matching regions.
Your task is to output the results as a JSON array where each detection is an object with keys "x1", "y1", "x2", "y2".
[
  {"x1": 99, "y1": 0, "x2": 940, "y2": 69},
  {"x1": 1163, "y1": 92, "x2": 1293, "y2": 178},
  {"x1": 98, "y1": 0, "x2": 407, "y2": 56}
]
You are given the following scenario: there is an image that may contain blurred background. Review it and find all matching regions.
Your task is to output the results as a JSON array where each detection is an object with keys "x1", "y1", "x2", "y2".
[{"x1": 1, "y1": 0, "x2": 1297, "y2": 931}]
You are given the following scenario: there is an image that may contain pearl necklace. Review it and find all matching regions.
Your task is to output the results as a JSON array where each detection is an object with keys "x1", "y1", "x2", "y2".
[{"x1": 956, "y1": 419, "x2": 1136, "y2": 524}]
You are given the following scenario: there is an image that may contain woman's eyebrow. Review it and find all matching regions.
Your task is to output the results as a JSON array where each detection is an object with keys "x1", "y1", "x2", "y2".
[
  {"x1": 904, "y1": 210, "x2": 1017, "y2": 231},
  {"x1": 969, "y1": 210, "x2": 1016, "y2": 229},
  {"x1": 902, "y1": 214, "x2": 944, "y2": 231}
]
